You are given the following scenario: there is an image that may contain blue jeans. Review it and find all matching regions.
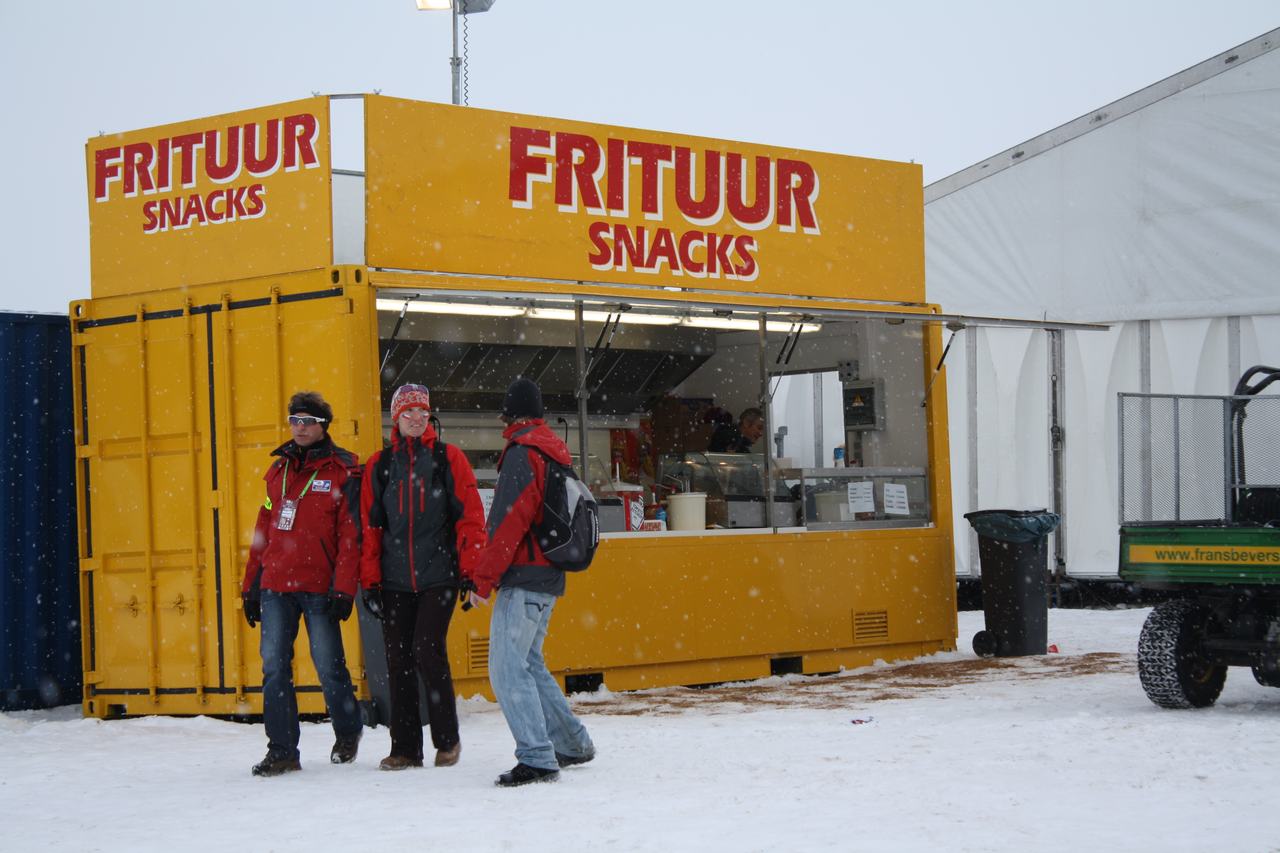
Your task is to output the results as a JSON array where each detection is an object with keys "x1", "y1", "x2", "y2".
[
  {"x1": 260, "y1": 590, "x2": 362, "y2": 759},
  {"x1": 489, "y1": 586, "x2": 593, "y2": 771}
]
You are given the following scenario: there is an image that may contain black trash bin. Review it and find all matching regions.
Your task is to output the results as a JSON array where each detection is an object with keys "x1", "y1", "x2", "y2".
[{"x1": 963, "y1": 509, "x2": 1060, "y2": 657}]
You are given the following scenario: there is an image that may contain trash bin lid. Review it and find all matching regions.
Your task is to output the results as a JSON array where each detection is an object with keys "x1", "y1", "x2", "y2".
[{"x1": 963, "y1": 509, "x2": 1061, "y2": 543}]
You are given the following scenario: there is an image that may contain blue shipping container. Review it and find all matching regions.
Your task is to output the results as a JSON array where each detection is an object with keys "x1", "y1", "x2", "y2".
[{"x1": 0, "y1": 311, "x2": 81, "y2": 710}]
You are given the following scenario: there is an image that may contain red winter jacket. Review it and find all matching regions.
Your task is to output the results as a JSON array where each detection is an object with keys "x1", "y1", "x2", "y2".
[
  {"x1": 358, "y1": 425, "x2": 487, "y2": 593},
  {"x1": 469, "y1": 419, "x2": 572, "y2": 599},
  {"x1": 242, "y1": 437, "x2": 362, "y2": 598}
]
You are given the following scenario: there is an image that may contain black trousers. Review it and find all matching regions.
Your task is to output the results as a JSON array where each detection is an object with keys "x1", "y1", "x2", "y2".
[{"x1": 382, "y1": 586, "x2": 460, "y2": 759}]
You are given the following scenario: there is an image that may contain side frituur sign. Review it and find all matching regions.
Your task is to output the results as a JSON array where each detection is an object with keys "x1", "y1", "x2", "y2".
[{"x1": 86, "y1": 97, "x2": 332, "y2": 299}]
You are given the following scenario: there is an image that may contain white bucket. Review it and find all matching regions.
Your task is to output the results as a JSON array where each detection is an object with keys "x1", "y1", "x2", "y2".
[
  {"x1": 815, "y1": 490, "x2": 851, "y2": 522},
  {"x1": 667, "y1": 492, "x2": 708, "y2": 531}
]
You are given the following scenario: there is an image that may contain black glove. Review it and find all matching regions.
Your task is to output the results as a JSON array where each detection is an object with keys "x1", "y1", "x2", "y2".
[
  {"x1": 459, "y1": 578, "x2": 476, "y2": 612},
  {"x1": 327, "y1": 591, "x2": 354, "y2": 622},
  {"x1": 362, "y1": 586, "x2": 385, "y2": 622},
  {"x1": 242, "y1": 593, "x2": 260, "y2": 629}
]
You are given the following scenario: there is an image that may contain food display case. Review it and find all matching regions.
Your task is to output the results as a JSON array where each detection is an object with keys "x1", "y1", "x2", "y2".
[
  {"x1": 573, "y1": 454, "x2": 635, "y2": 533},
  {"x1": 779, "y1": 467, "x2": 930, "y2": 530},
  {"x1": 659, "y1": 452, "x2": 799, "y2": 529},
  {"x1": 574, "y1": 453, "x2": 616, "y2": 496}
]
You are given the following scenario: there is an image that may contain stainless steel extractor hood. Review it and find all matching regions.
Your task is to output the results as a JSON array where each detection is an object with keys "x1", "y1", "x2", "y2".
[{"x1": 380, "y1": 338, "x2": 711, "y2": 416}]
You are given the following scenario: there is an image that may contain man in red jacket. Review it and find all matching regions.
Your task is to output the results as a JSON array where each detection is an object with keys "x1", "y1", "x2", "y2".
[
  {"x1": 241, "y1": 390, "x2": 363, "y2": 777},
  {"x1": 468, "y1": 377, "x2": 596, "y2": 787}
]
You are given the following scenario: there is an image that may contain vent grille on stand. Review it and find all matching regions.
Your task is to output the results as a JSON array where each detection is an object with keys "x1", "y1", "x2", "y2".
[
  {"x1": 468, "y1": 637, "x2": 490, "y2": 674},
  {"x1": 853, "y1": 610, "x2": 889, "y2": 643}
]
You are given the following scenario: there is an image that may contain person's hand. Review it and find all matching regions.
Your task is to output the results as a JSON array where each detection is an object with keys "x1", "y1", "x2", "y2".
[
  {"x1": 327, "y1": 591, "x2": 354, "y2": 622},
  {"x1": 459, "y1": 535, "x2": 485, "y2": 577},
  {"x1": 362, "y1": 586, "x2": 385, "y2": 622},
  {"x1": 459, "y1": 578, "x2": 488, "y2": 611},
  {"x1": 242, "y1": 592, "x2": 260, "y2": 628}
]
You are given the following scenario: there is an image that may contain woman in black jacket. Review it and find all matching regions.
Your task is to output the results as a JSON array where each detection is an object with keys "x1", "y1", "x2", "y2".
[{"x1": 359, "y1": 384, "x2": 487, "y2": 770}]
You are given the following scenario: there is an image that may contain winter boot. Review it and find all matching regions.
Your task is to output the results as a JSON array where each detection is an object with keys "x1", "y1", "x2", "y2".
[
  {"x1": 434, "y1": 744, "x2": 461, "y2": 767},
  {"x1": 251, "y1": 751, "x2": 301, "y2": 777},
  {"x1": 330, "y1": 730, "x2": 362, "y2": 764},
  {"x1": 379, "y1": 755, "x2": 424, "y2": 771},
  {"x1": 495, "y1": 763, "x2": 559, "y2": 787},
  {"x1": 556, "y1": 747, "x2": 595, "y2": 767}
]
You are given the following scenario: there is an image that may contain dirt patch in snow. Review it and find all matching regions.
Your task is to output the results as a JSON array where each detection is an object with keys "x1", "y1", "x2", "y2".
[{"x1": 578, "y1": 653, "x2": 1133, "y2": 716}]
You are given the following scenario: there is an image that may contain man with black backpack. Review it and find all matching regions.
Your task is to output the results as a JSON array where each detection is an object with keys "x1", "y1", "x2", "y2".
[{"x1": 466, "y1": 377, "x2": 597, "y2": 787}]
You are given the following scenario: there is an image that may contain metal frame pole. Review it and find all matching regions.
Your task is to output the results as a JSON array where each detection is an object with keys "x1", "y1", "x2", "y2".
[
  {"x1": 967, "y1": 328, "x2": 979, "y2": 574},
  {"x1": 1139, "y1": 320, "x2": 1152, "y2": 521},
  {"x1": 1172, "y1": 397, "x2": 1182, "y2": 521},
  {"x1": 1223, "y1": 398, "x2": 1235, "y2": 523},
  {"x1": 812, "y1": 374, "x2": 824, "y2": 467},
  {"x1": 1117, "y1": 394, "x2": 1126, "y2": 525},
  {"x1": 759, "y1": 315, "x2": 774, "y2": 526},
  {"x1": 1048, "y1": 329, "x2": 1067, "y2": 580},
  {"x1": 575, "y1": 301, "x2": 589, "y2": 464},
  {"x1": 450, "y1": 3, "x2": 461, "y2": 105}
]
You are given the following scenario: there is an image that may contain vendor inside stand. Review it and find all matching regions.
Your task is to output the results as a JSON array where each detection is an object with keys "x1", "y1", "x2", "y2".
[{"x1": 707, "y1": 408, "x2": 765, "y2": 453}]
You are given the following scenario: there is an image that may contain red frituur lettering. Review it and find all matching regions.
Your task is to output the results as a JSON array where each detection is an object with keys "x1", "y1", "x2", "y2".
[
  {"x1": 93, "y1": 113, "x2": 317, "y2": 203},
  {"x1": 585, "y1": 222, "x2": 758, "y2": 281},
  {"x1": 510, "y1": 124, "x2": 816, "y2": 279},
  {"x1": 140, "y1": 185, "x2": 267, "y2": 234},
  {"x1": 508, "y1": 125, "x2": 820, "y2": 234}
]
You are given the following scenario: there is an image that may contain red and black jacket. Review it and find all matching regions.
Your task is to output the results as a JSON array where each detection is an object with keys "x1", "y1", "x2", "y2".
[
  {"x1": 469, "y1": 419, "x2": 572, "y2": 599},
  {"x1": 242, "y1": 437, "x2": 362, "y2": 598},
  {"x1": 359, "y1": 425, "x2": 486, "y2": 593}
]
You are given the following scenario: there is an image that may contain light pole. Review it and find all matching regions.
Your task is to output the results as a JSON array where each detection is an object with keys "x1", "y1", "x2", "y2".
[{"x1": 415, "y1": 0, "x2": 495, "y2": 106}]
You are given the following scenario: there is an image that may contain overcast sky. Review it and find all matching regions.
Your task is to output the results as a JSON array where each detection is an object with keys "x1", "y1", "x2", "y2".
[{"x1": 1, "y1": 1, "x2": 1275, "y2": 313}]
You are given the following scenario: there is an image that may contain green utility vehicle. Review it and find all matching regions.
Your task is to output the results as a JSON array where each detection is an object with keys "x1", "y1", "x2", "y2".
[{"x1": 1118, "y1": 366, "x2": 1280, "y2": 708}]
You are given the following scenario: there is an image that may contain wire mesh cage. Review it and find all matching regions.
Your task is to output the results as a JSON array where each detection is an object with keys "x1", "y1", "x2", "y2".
[{"x1": 1119, "y1": 393, "x2": 1280, "y2": 525}]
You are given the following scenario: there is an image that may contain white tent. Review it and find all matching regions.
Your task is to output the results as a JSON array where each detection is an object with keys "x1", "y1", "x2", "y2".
[{"x1": 926, "y1": 28, "x2": 1280, "y2": 577}]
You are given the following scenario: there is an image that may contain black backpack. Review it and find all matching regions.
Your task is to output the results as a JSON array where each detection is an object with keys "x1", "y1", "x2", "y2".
[{"x1": 531, "y1": 452, "x2": 600, "y2": 572}]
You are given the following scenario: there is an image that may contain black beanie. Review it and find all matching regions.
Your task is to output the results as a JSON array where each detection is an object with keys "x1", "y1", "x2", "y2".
[{"x1": 502, "y1": 377, "x2": 544, "y2": 420}]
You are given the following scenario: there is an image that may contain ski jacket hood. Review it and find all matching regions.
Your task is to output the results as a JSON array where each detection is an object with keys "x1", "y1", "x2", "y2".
[{"x1": 499, "y1": 419, "x2": 572, "y2": 467}]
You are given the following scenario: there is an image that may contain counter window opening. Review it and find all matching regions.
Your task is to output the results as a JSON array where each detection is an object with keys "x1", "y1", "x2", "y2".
[
  {"x1": 765, "y1": 318, "x2": 931, "y2": 529},
  {"x1": 374, "y1": 294, "x2": 933, "y2": 533}
]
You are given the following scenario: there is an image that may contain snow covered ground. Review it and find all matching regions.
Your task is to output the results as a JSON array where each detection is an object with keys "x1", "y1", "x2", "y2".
[{"x1": 4, "y1": 608, "x2": 1280, "y2": 852}]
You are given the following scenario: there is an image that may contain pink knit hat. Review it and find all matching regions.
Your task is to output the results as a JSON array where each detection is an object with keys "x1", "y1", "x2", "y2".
[{"x1": 391, "y1": 384, "x2": 431, "y2": 422}]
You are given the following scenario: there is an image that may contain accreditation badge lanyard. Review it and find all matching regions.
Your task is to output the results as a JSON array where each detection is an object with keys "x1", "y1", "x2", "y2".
[{"x1": 276, "y1": 461, "x2": 319, "y2": 532}]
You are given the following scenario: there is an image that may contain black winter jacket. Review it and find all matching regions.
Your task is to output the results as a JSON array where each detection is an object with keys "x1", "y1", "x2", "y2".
[{"x1": 358, "y1": 426, "x2": 486, "y2": 593}]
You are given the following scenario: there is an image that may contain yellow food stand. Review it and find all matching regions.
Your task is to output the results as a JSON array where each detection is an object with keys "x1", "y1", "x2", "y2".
[{"x1": 74, "y1": 95, "x2": 955, "y2": 718}]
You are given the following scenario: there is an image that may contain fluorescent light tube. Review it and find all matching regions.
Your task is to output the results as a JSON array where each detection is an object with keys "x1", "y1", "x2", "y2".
[{"x1": 375, "y1": 299, "x2": 526, "y2": 317}]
